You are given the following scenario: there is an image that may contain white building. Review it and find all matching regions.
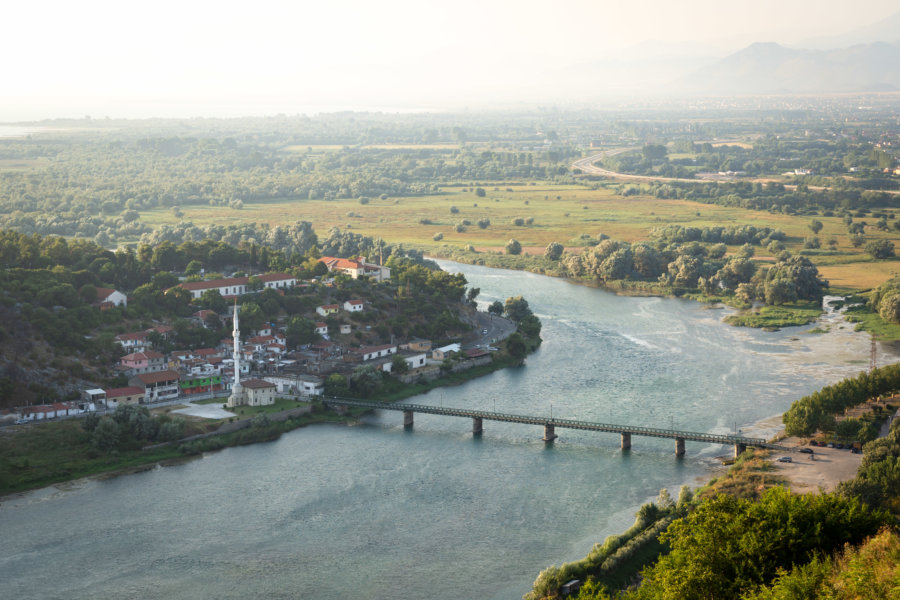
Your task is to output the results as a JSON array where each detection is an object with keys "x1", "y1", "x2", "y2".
[
  {"x1": 177, "y1": 273, "x2": 296, "y2": 300},
  {"x1": 343, "y1": 299, "x2": 364, "y2": 312}
]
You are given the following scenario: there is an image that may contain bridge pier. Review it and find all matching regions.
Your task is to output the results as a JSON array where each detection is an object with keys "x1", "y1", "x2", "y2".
[
  {"x1": 472, "y1": 417, "x2": 483, "y2": 436},
  {"x1": 543, "y1": 424, "x2": 558, "y2": 442},
  {"x1": 675, "y1": 437, "x2": 685, "y2": 457},
  {"x1": 734, "y1": 443, "x2": 746, "y2": 458},
  {"x1": 621, "y1": 432, "x2": 631, "y2": 451},
  {"x1": 403, "y1": 410, "x2": 414, "y2": 429}
]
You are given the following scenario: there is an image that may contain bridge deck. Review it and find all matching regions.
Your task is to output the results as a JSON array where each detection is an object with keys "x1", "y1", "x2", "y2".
[{"x1": 322, "y1": 397, "x2": 788, "y2": 450}]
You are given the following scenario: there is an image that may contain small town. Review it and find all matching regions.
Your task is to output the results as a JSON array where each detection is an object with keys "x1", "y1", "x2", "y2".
[{"x1": 5, "y1": 253, "x2": 517, "y2": 425}]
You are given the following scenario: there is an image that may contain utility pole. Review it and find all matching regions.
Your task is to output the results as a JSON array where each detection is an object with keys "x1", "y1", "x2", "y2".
[{"x1": 870, "y1": 333, "x2": 878, "y2": 373}]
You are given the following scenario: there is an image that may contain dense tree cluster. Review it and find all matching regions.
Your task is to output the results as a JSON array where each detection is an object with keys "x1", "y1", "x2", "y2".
[
  {"x1": 625, "y1": 487, "x2": 888, "y2": 600},
  {"x1": 782, "y1": 363, "x2": 900, "y2": 436},
  {"x1": 560, "y1": 234, "x2": 827, "y2": 306}
]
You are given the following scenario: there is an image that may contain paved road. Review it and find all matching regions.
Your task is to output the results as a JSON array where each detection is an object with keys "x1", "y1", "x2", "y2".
[
  {"x1": 573, "y1": 147, "x2": 900, "y2": 195},
  {"x1": 462, "y1": 311, "x2": 517, "y2": 349}
]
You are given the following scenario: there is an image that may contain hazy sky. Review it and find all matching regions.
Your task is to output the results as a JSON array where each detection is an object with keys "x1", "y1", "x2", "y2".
[{"x1": 4, "y1": 0, "x2": 898, "y2": 120}]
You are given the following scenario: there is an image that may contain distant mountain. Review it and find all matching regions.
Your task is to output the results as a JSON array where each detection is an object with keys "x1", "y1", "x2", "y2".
[
  {"x1": 674, "y1": 41, "x2": 900, "y2": 95},
  {"x1": 802, "y1": 11, "x2": 900, "y2": 49}
]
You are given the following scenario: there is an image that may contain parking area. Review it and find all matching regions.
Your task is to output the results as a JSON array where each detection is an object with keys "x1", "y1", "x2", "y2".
[{"x1": 771, "y1": 437, "x2": 863, "y2": 494}]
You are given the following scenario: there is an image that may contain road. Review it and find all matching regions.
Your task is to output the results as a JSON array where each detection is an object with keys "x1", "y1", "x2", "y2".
[
  {"x1": 572, "y1": 147, "x2": 900, "y2": 195},
  {"x1": 461, "y1": 311, "x2": 517, "y2": 350}
]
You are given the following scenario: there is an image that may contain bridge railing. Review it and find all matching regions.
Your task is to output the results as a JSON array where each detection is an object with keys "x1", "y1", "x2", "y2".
[{"x1": 322, "y1": 396, "x2": 773, "y2": 447}]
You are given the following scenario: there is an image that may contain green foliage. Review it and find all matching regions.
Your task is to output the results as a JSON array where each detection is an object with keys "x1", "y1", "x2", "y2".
[
  {"x1": 505, "y1": 332, "x2": 527, "y2": 360},
  {"x1": 324, "y1": 373, "x2": 349, "y2": 396},
  {"x1": 544, "y1": 241, "x2": 564, "y2": 261},
  {"x1": 866, "y1": 239, "x2": 895, "y2": 259},
  {"x1": 504, "y1": 295, "x2": 532, "y2": 323},
  {"x1": 838, "y1": 420, "x2": 900, "y2": 515},
  {"x1": 350, "y1": 364, "x2": 383, "y2": 398},
  {"x1": 783, "y1": 363, "x2": 900, "y2": 436},
  {"x1": 630, "y1": 487, "x2": 889, "y2": 600},
  {"x1": 505, "y1": 238, "x2": 522, "y2": 255}
]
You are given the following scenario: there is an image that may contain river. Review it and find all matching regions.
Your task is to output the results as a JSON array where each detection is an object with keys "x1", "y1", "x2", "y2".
[{"x1": 0, "y1": 262, "x2": 881, "y2": 600}]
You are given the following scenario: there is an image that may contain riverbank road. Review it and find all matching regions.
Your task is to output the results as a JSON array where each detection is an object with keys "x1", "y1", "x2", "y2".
[{"x1": 463, "y1": 311, "x2": 517, "y2": 349}]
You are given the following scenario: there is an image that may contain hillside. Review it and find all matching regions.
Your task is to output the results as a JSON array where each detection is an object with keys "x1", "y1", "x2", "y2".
[{"x1": 676, "y1": 41, "x2": 900, "y2": 95}]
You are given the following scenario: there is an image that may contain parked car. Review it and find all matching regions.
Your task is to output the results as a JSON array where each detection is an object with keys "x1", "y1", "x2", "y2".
[
  {"x1": 481, "y1": 329, "x2": 488, "y2": 335},
  {"x1": 799, "y1": 448, "x2": 814, "y2": 454},
  {"x1": 809, "y1": 440, "x2": 819, "y2": 446},
  {"x1": 851, "y1": 447, "x2": 861, "y2": 454},
  {"x1": 835, "y1": 443, "x2": 844, "y2": 449},
  {"x1": 15, "y1": 419, "x2": 28, "y2": 425},
  {"x1": 826, "y1": 442, "x2": 835, "y2": 448},
  {"x1": 776, "y1": 456, "x2": 792, "y2": 463}
]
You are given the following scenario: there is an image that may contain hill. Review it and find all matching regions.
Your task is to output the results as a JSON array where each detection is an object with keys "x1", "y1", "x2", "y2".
[{"x1": 676, "y1": 41, "x2": 900, "y2": 95}]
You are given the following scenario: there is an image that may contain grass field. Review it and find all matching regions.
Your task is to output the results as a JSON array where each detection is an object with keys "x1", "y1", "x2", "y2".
[{"x1": 141, "y1": 184, "x2": 900, "y2": 291}]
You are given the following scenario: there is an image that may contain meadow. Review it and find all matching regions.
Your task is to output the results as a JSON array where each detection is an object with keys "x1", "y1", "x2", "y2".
[{"x1": 142, "y1": 184, "x2": 900, "y2": 291}]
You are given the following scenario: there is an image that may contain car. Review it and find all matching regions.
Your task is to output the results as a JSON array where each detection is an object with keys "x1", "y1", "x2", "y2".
[
  {"x1": 851, "y1": 447, "x2": 861, "y2": 454},
  {"x1": 776, "y1": 456, "x2": 792, "y2": 463},
  {"x1": 15, "y1": 419, "x2": 28, "y2": 425},
  {"x1": 799, "y1": 448, "x2": 814, "y2": 454},
  {"x1": 826, "y1": 442, "x2": 834, "y2": 448},
  {"x1": 809, "y1": 440, "x2": 819, "y2": 446},
  {"x1": 481, "y1": 329, "x2": 488, "y2": 335},
  {"x1": 835, "y1": 443, "x2": 844, "y2": 449}
]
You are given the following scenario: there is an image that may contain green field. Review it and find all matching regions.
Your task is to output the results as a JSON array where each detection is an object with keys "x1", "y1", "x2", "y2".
[{"x1": 143, "y1": 185, "x2": 900, "y2": 291}]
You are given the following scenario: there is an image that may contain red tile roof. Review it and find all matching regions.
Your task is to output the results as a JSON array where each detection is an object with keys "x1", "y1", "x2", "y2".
[
  {"x1": 134, "y1": 370, "x2": 180, "y2": 384},
  {"x1": 105, "y1": 386, "x2": 144, "y2": 398}
]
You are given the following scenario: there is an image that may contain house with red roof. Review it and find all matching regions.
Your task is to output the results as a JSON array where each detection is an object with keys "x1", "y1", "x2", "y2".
[
  {"x1": 129, "y1": 370, "x2": 181, "y2": 403},
  {"x1": 318, "y1": 257, "x2": 390, "y2": 282},
  {"x1": 343, "y1": 299, "x2": 364, "y2": 312},
  {"x1": 316, "y1": 304, "x2": 340, "y2": 317},
  {"x1": 105, "y1": 386, "x2": 145, "y2": 406},
  {"x1": 95, "y1": 287, "x2": 127, "y2": 308}
]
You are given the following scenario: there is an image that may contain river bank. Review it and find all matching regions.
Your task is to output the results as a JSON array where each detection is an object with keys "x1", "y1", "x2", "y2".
[{"x1": 0, "y1": 327, "x2": 539, "y2": 498}]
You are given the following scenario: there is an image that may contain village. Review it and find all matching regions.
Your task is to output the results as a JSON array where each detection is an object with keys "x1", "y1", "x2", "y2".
[{"x1": 6, "y1": 255, "x2": 508, "y2": 423}]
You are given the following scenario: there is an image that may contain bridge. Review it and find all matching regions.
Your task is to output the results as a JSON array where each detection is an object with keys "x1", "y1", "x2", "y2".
[{"x1": 322, "y1": 397, "x2": 788, "y2": 458}]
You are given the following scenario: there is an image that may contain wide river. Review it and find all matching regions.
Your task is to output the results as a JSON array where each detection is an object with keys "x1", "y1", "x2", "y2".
[{"x1": 0, "y1": 262, "x2": 879, "y2": 600}]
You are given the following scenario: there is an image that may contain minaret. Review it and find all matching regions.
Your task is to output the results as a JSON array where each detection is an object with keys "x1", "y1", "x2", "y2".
[{"x1": 228, "y1": 299, "x2": 243, "y2": 407}]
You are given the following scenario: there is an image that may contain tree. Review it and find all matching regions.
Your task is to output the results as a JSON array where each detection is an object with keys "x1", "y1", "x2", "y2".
[
  {"x1": 286, "y1": 316, "x2": 318, "y2": 346},
  {"x1": 78, "y1": 283, "x2": 97, "y2": 304},
  {"x1": 544, "y1": 242, "x2": 564, "y2": 261},
  {"x1": 504, "y1": 296, "x2": 532, "y2": 322},
  {"x1": 488, "y1": 300, "x2": 504, "y2": 316},
  {"x1": 809, "y1": 219, "x2": 824, "y2": 234},
  {"x1": 199, "y1": 289, "x2": 227, "y2": 314},
  {"x1": 92, "y1": 417, "x2": 120, "y2": 450},
  {"x1": 350, "y1": 364, "x2": 382, "y2": 398},
  {"x1": 185, "y1": 260, "x2": 202, "y2": 276},
  {"x1": 324, "y1": 373, "x2": 348, "y2": 396},
  {"x1": 466, "y1": 287, "x2": 480, "y2": 306},
  {"x1": 879, "y1": 293, "x2": 900, "y2": 324},
  {"x1": 635, "y1": 487, "x2": 889, "y2": 599},
  {"x1": 505, "y1": 239, "x2": 522, "y2": 255},
  {"x1": 239, "y1": 301, "x2": 266, "y2": 333},
  {"x1": 475, "y1": 187, "x2": 486, "y2": 197},
  {"x1": 505, "y1": 332, "x2": 527, "y2": 360},
  {"x1": 391, "y1": 354, "x2": 410, "y2": 374},
  {"x1": 866, "y1": 239, "x2": 895, "y2": 259}
]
